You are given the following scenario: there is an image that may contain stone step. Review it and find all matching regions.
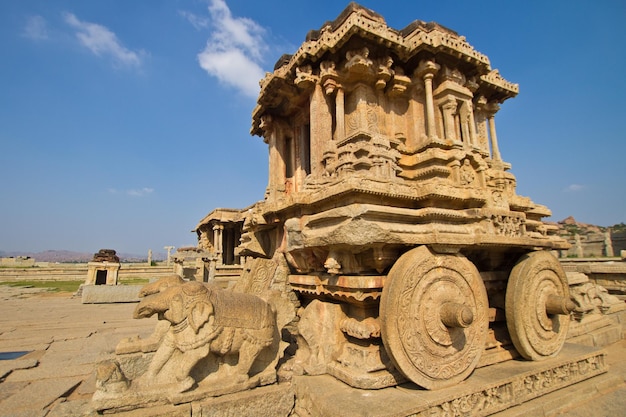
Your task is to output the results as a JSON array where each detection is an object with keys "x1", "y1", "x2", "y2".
[{"x1": 493, "y1": 370, "x2": 625, "y2": 417}]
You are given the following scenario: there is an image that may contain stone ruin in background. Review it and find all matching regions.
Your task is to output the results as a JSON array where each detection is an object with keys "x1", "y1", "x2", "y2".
[
  {"x1": 85, "y1": 249, "x2": 120, "y2": 286},
  {"x1": 93, "y1": 4, "x2": 613, "y2": 415}
]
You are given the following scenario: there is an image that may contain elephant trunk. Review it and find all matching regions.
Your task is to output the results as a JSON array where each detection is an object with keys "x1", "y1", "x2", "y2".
[{"x1": 134, "y1": 293, "x2": 170, "y2": 319}]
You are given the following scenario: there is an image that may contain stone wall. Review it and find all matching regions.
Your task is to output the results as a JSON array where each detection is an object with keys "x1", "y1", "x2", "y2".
[
  {"x1": 561, "y1": 230, "x2": 626, "y2": 258},
  {"x1": 0, "y1": 263, "x2": 174, "y2": 282}
]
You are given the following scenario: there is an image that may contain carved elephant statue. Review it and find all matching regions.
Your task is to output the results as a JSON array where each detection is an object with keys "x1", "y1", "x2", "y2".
[{"x1": 134, "y1": 280, "x2": 276, "y2": 392}]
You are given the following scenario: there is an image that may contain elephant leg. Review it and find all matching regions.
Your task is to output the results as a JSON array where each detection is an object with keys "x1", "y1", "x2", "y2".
[
  {"x1": 147, "y1": 341, "x2": 175, "y2": 379},
  {"x1": 175, "y1": 345, "x2": 210, "y2": 393},
  {"x1": 233, "y1": 341, "x2": 264, "y2": 382}
]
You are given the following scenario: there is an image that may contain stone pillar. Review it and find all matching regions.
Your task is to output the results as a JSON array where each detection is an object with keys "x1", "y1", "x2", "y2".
[
  {"x1": 486, "y1": 103, "x2": 502, "y2": 161},
  {"x1": 605, "y1": 230, "x2": 614, "y2": 257},
  {"x1": 335, "y1": 87, "x2": 345, "y2": 142},
  {"x1": 147, "y1": 249, "x2": 152, "y2": 266},
  {"x1": 416, "y1": 60, "x2": 440, "y2": 139},
  {"x1": 467, "y1": 102, "x2": 478, "y2": 146},
  {"x1": 441, "y1": 98, "x2": 458, "y2": 141},
  {"x1": 310, "y1": 82, "x2": 333, "y2": 177},
  {"x1": 474, "y1": 96, "x2": 490, "y2": 153},
  {"x1": 260, "y1": 115, "x2": 281, "y2": 199},
  {"x1": 213, "y1": 224, "x2": 224, "y2": 264},
  {"x1": 575, "y1": 234, "x2": 584, "y2": 258},
  {"x1": 164, "y1": 246, "x2": 175, "y2": 267}
]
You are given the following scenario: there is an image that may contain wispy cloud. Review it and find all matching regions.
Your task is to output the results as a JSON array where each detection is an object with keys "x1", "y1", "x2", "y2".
[
  {"x1": 108, "y1": 187, "x2": 154, "y2": 197},
  {"x1": 63, "y1": 12, "x2": 146, "y2": 68},
  {"x1": 564, "y1": 184, "x2": 586, "y2": 192},
  {"x1": 22, "y1": 15, "x2": 49, "y2": 40},
  {"x1": 179, "y1": 10, "x2": 209, "y2": 30},
  {"x1": 126, "y1": 187, "x2": 154, "y2": 197},
  {"x1": 196, "y1": 0, "x2": 267, "y2": 98}
]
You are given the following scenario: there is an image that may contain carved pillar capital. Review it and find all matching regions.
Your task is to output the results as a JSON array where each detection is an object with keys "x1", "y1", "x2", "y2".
[
  {"x1": 320, "y1": 60, "x2": 340, "y2": 95},
  {"x1": 259, "y1": 115, "x2": 273, "y2": 143},
  {"x1": 415, "y1": 59, "x2": 440, "y2": 79},
  {"x1": 375, "y1": 55, "x2": 393, "y2": 90},
  {"x1": 295, "y1": 64, "x2": 317, "y2": 90},
  {"x1": 484, "y1": 102, "x2": 501, "y2": 117}
]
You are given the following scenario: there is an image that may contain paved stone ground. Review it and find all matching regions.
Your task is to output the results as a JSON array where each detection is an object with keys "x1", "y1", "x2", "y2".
[
  {"x1": 0, "y1": 285, "x2": 156, "y2": 417},
  {"x1": 0, "y1": 285, "x2": 624, "y2": 417}
]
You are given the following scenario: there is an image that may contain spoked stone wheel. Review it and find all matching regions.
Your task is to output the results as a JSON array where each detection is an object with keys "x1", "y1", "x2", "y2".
[
  {"x1": 505, "y1": 250, "x2": 574, "y2": 361},
  {"x1": 380, "y1": 246, "x2": 489, "y2": 390}
]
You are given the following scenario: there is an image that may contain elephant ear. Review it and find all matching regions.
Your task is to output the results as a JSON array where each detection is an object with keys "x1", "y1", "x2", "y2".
[{"x1": 189, "y1": 301, "x2": 213, "y2": 334}]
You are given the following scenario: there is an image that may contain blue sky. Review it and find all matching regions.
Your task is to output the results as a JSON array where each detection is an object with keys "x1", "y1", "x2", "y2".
[{"x1": 1, "y1": 1, "x2": 624, "y2": 255}]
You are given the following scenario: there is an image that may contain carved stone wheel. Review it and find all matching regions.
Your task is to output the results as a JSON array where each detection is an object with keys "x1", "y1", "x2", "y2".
[
  {"x1": 505, "y1": 250, "x2": 573, "y2": 361},
  {"x1": 380, "y1": 246, "x2": 489, "y2": 390}
]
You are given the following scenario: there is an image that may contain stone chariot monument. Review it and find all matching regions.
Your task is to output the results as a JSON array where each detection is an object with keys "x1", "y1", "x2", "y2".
[{"x1": 93, "y1": 4, "x2": 608, "y2": 416}]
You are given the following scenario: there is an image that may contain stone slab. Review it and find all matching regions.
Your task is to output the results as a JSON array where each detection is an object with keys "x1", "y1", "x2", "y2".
[
  {"x1": 6, "y1": 362, "x2": 94, "y2": 382},
  {"x1": 0, "y1": 357, "x2": 38, "y2": 380},
  {"x1": 293, "y1": 344, "x2": 608, "y2": 417},
  {"x1": 590, "y1": 325, "x2": 623, "y2": 347},
  {"x1": 81, "y1": 285, "x2": 142, "y2": 304},
  {"x1": 0, "y1": 376, "x2": 82, "y2": 414},
  {"x1": 47, "y1": 399, "x2": 191, "y2": 417},
  {"x1": 0, "y1": 381, "x2": 29, "y2": 402}
]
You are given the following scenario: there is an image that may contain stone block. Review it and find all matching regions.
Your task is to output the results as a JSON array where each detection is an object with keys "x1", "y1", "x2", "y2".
[
  {"x1": 192, "y1": 384, "x2": 294, "y2": 417},
  {"x1": 567, "y1": 334, "x2": 595, "y2": 347},
  {"x1": 567, "y1": 271, "x2": 589, "y2": 285},
  {"x1": 591, "y1": 325, "x2": 623, "y2": 347},
  {"x1": 81, "y1": 285, "x2": 142, "y2": 304}
]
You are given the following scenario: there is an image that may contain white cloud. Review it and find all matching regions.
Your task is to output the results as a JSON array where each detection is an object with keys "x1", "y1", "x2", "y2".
[
  {"x1": 196, "y1": 0, "x2": 267, "y2": 98},
  {"x1": 564, "y1": 184, "x2": 586, "y2": 192},
  {"x1": 22, "y1": 15, "x2": 48, "y2": 40},
  {"x1": 127, "y1": 188, "x2": 154, "y2": 197},
  {"x1": 63, "y1": 12, "x2": 145, "y2": 68}
]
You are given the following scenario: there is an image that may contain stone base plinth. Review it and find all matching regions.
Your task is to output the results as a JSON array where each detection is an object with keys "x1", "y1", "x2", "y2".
[{"x1": 293, "y1": 344, "x2": 608, "y2": 417}]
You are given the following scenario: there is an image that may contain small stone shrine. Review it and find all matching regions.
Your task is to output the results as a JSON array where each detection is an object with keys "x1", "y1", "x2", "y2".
[
  {"x1": 93, "y1": 4, "x2": 611, "y2": 416},
  {"x1": 85, "y1": 249, "x2": 120, "y2": 286}
]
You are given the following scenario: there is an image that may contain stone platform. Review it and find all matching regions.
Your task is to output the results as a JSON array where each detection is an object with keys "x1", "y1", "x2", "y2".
[
  {"x1": 0, "y1": 285, "x2": 624, "y2": 417},
  {"x1": 292, "y1": 344, "x2": 607, "y2": 417}
]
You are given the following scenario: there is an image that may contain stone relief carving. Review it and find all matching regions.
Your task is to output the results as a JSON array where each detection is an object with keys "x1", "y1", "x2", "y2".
[
  {"x1": 570, "y1": 281, "x2": 622, "y2": 317},
  {"x1": 93, "y1": 268, "x2": 295, "y2": 412},
  {"x1": 132, "y1": 281, "x2": 276, "y2": 392}
]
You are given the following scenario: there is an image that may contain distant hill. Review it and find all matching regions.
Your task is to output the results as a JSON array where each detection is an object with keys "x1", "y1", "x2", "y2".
[
  {"x1": 555, "y1": 216, "x2": 626, "y2": 237},
  {"x1": 0, "y1": 250, "x2": 166, "y2": 263}
]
